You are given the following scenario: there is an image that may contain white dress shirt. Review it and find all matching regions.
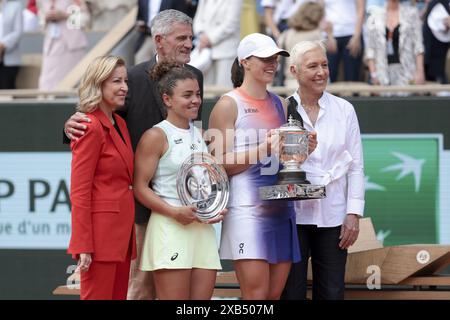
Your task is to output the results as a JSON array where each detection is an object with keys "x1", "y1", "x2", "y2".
[
  {"x1": 0, "y1": 0, "x2": 22, "y2": 66},
  {"x1": 147, "y1": 0, "x2": 162, "y2": 27},
  {"x1": 192, "y1": 0, "x2": 242, "y2": 60},
  {"x1": 323, "y1": 0, "x2": 358, "y2": 37},
  {"x1": 427, "y1": 2, "x2": 450, "y2": 43},
  {"x1": 261, "y1": 0, "x2": 312, "y2": 24},
  {"x1": 291, "y1": 91, "x2": 365, "y2": 227},
  {"x1": 0, "y1": 1, "x2": 5, "y2": 41},
  {"x1": 0, "y1": 12, "x2": 3, "y2": 39}
]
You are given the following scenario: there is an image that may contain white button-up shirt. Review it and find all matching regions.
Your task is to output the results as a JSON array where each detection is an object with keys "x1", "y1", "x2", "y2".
[
  {"x1": 427, "y1": 2, "x2": 450, "y2": 43},
  {"x1": 291, "y1": 91, "x2": 365, "y2": 227},
  {"x1": 261, "y1": 0, "x2": 311, "y2": 24},
  {"x1": 0, "y1": 12, "x2": 3, "y2": 39},
  {"x1": 147, "y1": 0, "x2": 162, "y2": 27}
]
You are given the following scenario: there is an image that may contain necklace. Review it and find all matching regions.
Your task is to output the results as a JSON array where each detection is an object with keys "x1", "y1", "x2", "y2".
[
  {"x1": 301, "y1": 102, "x2": 320, "y2": 127},
  {"x1": 301, "y1": 103, "x2": 319, "y2": 113}
]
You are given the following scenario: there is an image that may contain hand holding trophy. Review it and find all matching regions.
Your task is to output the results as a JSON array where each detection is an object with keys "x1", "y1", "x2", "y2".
[
  {"x1": 177, "y1": 152, "x2": 229, "y2": 221},
  {"x1": 259, "y1": 116, "x2": 326, "y2": 200}
]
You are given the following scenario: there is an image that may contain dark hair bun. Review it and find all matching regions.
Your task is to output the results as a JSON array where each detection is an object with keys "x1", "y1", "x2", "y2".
[
  {"x1": 151, "y1": 61, "x2": 180, "y2": 81},
  {"x1": 150, "y1": 61, "x2": 198, "y2": 99}
]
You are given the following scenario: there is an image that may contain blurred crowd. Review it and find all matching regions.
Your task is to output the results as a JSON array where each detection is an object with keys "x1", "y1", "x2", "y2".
[{"x1": 0, "y1": 0, "x2": 449, "y2": 91}]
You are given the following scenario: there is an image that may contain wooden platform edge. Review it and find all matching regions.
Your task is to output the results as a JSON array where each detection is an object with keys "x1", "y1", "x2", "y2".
[{"x1": 53, "y1": 271, "x2": 241, "y2": 298}]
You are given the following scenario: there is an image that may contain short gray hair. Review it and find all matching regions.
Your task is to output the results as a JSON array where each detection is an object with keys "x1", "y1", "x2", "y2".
[
  {"x1": 289, "y1": 40, "x2": 326, "y2": 69},
  {"x1": 151, "y1": 9, "x2": 192, "y2": 40}
]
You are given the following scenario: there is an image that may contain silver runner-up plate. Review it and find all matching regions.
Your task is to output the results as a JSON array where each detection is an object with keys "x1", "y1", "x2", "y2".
[
  {"x1": 177, "y1": 152, "x2": 229, "y2": 221},
  {"x1": 259, "y1": 184, "x2": 326, "y2": 201}
]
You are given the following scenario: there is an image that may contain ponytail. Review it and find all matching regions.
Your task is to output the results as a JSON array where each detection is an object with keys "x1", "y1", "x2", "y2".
[{"x1": 231, "y1": 57, "x2": 244, "y2": 88}]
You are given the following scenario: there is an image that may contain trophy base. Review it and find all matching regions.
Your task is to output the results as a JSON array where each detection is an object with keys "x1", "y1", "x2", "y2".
[
  {"x1": 259, "y1": 183, "x2": 326, "y2": 201},
  {"x1": 278, "y1": 170, "x2": 310, "y2": 185}
]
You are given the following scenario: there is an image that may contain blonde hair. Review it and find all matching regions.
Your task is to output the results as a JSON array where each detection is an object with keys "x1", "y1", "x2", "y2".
[
  {"x1": 77, "y1": 56, "x2": 126, "y2": 113},
  {"x1": 289, "y1": 40, "x2": 326, "y2": 70},
  {"x1": 288, "y1": 2, "x2": 324, "y2": 31}
]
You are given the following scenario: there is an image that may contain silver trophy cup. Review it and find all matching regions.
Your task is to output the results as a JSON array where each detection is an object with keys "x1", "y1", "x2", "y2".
[{"x1": 259, "y1": 116, "x2": 326, "y2": 200}]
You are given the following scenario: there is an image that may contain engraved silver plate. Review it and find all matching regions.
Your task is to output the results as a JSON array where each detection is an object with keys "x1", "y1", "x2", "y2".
[
  {"x1": 177, "y1": 152, "x2": 229, "y2": 221},
  {"x1": 259, "y1": 184, "x2": 326, "y2": 201}
]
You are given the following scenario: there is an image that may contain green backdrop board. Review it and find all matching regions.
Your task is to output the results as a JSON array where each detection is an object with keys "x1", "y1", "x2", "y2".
[
  {"x1": 362, "y1": 135, "x2": 440, "y2": 246},
  {"x1": 0, "y1": 96, "x2": 449, "y2": 299}
]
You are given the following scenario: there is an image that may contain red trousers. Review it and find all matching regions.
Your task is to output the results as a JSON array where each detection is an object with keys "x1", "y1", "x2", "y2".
[{"x1": 80, "y1": 249, "x2": 131, "y2": 300}]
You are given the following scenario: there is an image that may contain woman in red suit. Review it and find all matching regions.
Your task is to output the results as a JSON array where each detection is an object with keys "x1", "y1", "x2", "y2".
[{"x1": 67, "y1": 56, "x2": 136, "y2": 300}]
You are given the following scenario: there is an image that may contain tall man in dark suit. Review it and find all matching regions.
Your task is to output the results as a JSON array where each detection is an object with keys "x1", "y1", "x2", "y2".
[
  {"x1": 135, "y1": 0, "x2": 198, "y2": 64},
  {"x1": 64, "y1": 9, "x2": 203, "y2": 300}
]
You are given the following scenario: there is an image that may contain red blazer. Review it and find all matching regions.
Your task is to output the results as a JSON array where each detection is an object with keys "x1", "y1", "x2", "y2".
[{"x1": 68, "y1": 109, "x2": 136, "y2": 262}]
